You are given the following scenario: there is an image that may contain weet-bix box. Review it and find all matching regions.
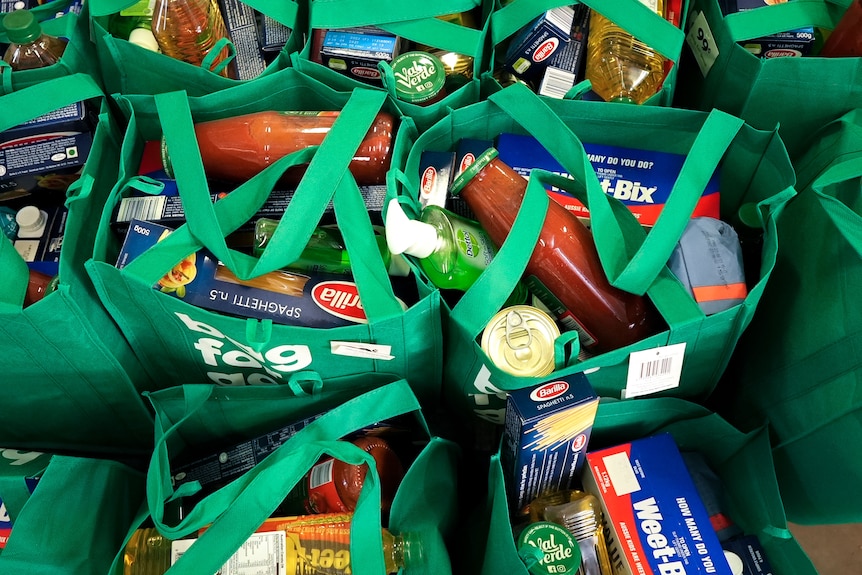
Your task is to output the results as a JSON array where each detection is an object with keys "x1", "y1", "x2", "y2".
[
  {"x1": 583, "y1": 434, "x2": 733, "y2": 575},
  {"x1": 497, "y1": 133, "x2": 721, "y2": 227}
]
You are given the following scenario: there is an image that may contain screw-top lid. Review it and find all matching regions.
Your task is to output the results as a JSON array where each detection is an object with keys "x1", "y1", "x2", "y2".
[
  {"x1": 450, "y1": 147, "x2": 498, "y2": 196},
  {"x1": 517, "y1": 521, "x2": 581, "y2": 575},
  {"x1": 129, "y1": 27, "x2": 160, "y2": 53},
  {"x1": 384, "y1": 198, "x2": 439, "y2": 259},
  {"x1": 160, "y1": 136, "x2": 174, "y2": 178},
  {"x1": 15, "y1": 206, "x2": 47, "y2": 238},
  {"x1": 4, "y1": 9, "x2": 42, "y2": 45},
  {"x1": 390, "y1": 51, "x2": 447, "y2": 104},
  {"x1": 724, "y1": 551, "x2": 744, "y2": 575}
]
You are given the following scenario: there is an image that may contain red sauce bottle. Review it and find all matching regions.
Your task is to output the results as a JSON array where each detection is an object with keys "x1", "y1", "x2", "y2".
[
  {"x1": 161, "y1": 110, "x2": 396, "y2": 185},
  {"x1": 450, "y1": 148, "x2": 660, "y2": 354},
  {"x1": 819, "y1": 0, "x2": 862, "y2": 57}
]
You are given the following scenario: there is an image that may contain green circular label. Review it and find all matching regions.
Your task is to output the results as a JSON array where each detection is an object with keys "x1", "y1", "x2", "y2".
[
  {"x1": 390, "y1": 51, "x2": 446, "y2": 103},
  {"x1": 517, "y1": 522, "x2": 581, "y2": 575}
]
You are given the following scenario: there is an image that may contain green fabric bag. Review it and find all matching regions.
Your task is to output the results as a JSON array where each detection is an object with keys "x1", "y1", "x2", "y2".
[
  {"x1": 88, "y1": 0, "x2": 304, "y2": 96},
  {"x1": 293, "y1": 0, "x2": 491, "y2": 131},
  {"x1": 0, "y1": 0, "x2": 99, "y2": 94},
  {"x1": 484, "y1": 0, "x2": 686, "y2": 105},
  {"x1": 0, "y1": 454, "x2": 146, "y2": 575},
  {"x1": 674, "y1": 0, "x2": 857, "y2": 159},
  {"x1": 86, "y1": 73, "x2": 443, "y2": 406},
  {"x1": 107, "y1": 379, "x2": 460, "y2": 575},
  {"x1": 0, "y1": 74, "x2": 154, "y2": 456},
  {"x1": 462, "y1": 396, "x2": 817, "y2": 575},
  {"x1": 390, "y1": 82, "x2": 795, "y2": 428},
  {"x1": 711, "y1": 108, "x2": 862, "y2": 525},
  {"x1": 0, "y1": 449, "x2": 51, "y2": 550}
]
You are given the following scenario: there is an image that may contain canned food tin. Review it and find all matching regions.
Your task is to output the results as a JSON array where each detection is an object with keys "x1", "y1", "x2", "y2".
[{"x1": 480, "y1": 305, "x2": 560, "y2": 377}]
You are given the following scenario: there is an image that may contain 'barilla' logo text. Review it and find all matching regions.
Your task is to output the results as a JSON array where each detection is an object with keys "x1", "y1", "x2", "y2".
[
  {"x1": 459, "y1": 153, "x2": 475, "y2": 173},
  {"x1": 420, "y1": 167, "x2": 437, "y2": 197},
  {"x1": 530, "y1": 381, "x2": 569, "y2": 401},
  {"x1": 351, "y1": 66, "x2": 380, "y2": 78},
  {"x1": 176, "y1": 312, "x2": 313, "y2": 385},
  {"x1": 312, "y1": 281, "x2": 366, "y2": 323},
  {"x1": 764, "y1": 49, "x2": 801, "y2": 58},
  {"x1": 633, "y1": 497, "x2": 688, "y2": 572},
  {"x1": 533, "y1": 38, "x2": 559, "y2": 62},
  {"x1": 599, "y1": 179, "x2": 657, "y2": 203}
]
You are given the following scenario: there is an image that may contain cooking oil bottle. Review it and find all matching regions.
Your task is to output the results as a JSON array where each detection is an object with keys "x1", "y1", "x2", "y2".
[
  {"x1": 1, "y1": 9, "x2": 67, "y2": 71},
  {"x1": 585, "y1": 1, "x2": 666, "y2": 104},
  {"x1": 151, "y1": 0, "x2": 235, "y2": 78}
]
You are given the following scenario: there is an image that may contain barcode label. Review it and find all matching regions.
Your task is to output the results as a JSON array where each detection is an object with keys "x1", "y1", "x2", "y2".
[
  {"x1": 309, "y1": 459, "x2": 334, "y2": 489},
  {"x1": 623, "y1": 343, "x2": 686, "y2": 399},
  {"x1": 116, "y1": 196, "x2": 167, "y2": 223},
  {"x1": 546, "y1": 6, "x2": 575, "y2": 34},
  {"x1": 539, "y1": 67, "x2": 576, "y2": 99}
]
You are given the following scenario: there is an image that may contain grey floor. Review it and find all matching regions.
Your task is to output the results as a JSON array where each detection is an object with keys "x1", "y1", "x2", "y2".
[{"x1": 790, "y1": 523, "x2": 862, "y2": 574}]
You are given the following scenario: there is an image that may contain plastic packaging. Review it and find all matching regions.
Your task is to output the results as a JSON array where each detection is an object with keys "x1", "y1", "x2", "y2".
[
  {"x1": 151, "y1": 0, "x2": 235, "y2": 78},
  {"x1": 585, "y1": 2, "x2": 666, "y2": 104},
  {"x1": 820, "y1": 0, "x2": 862, "y2": 57},
  {"x1": 450, "y1": 148, "x2": 659, "y2": 354},
  {"x1": 161, "y1": 110, "x2": 396, "y2": 185},
  {"x1": 1, "y1": 9, "x2": 68, "y2": 71}
]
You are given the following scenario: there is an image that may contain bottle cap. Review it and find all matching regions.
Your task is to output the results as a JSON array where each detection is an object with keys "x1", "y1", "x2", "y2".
[
  {"x1": 384, "y1": 198, "x2": 439, "y2": 259},
  {"x1": 516, "y1": 521, "x2": 581, "y2": 575},
  {"x1": 129, "y1": 27, "x2": 161, "y2": 53},
  {"x1": 3, "y1": 9, "x2": 42, "y2": 44},
  {"x1": 724, "y1": 551, "x2": 745, "y2": 575},
  {"x1": 390, "y1": 51, "x2": 447, "y2": 104},
  {"x1": 15, "y1": 206, "x2": 48, "y2": 238},
  {"x1": 450, "y1": 147, "x2": 498, "y2": 196}
]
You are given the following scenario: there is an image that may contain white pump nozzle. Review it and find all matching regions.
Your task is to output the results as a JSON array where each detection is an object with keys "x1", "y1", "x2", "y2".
[{"x1": 385, "y1": 198, "x2": 439, "y2": 259}]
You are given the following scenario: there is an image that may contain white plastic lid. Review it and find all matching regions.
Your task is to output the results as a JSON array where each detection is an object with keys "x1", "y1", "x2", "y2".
[
  {"x1": 384, "y1": 198, "x2": 438, "y2": 259},
  {"x1": 387, "y1": 253, "x2": 412, "y2": 277},
  {"x1": 15, "y1": 206, "x2": 47, "y2": 239},
  {"x1": 129, "y1": 27, "x2": 161, "y2": 53},
  {"x1": 724, "y1": 551, "x2": 744, "y2": 575}
]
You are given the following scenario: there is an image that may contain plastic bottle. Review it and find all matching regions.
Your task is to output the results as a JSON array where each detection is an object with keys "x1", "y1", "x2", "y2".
[
  {"x1": 819, "y1": 0, "x2": 862, "y2": 57},
  {"x1": 161, "y1": 110, "x2": 396, "y2": 186},
  {"x1": 124, "y1": 515, "x2": 421, "y2": 575},
  {"x1": 151, "y1": 0, "x2": 235, "y2": 78},
  {"x1": 450, "y1": 148, "x2": 660, "y2": 354},
  {"x1": 1, "y1": 9, "x2": 68, "y2": 71},
  {"x1": 110, "y1": 14, "x2": 161, "y2": 52},
  {"x1": 253, "y1": 219, "x2": 410, "y2": 276},
  {"x1": 585, "y1": 1, "x2": 666, "y2": 104}
]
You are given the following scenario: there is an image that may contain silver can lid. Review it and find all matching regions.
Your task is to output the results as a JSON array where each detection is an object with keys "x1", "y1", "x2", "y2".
[{"x1": 480, "y1": 305, "x2": 560, "y2": 377}]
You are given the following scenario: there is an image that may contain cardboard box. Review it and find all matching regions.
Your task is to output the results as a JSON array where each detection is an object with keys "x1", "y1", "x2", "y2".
[
  {"x1": 536, "y1": 5, "x2": 590, "y2": 99},
  {"x1": 721, "y1": 0, "x2": 816, "y2": 57},
  {"x1": 582, "y1": 434, "x2": 733, "y2": 575},
  {"x1": 418, "y1": 151, "x2": 455, "y2": 209},
  {"x1": 501, "y1": 372, "x2": 599, "y2": 513},
  {"x1": 320, "y1": 27, "x2": 402, "y2": 84},
  {"x1": 218, "y1": 0, "x2": 268, "y2": 80},
  {"x1": 504, "y1": 6, "x2": 575, "y2": 84}
]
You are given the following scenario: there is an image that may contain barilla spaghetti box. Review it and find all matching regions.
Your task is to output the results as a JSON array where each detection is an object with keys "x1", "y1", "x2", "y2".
[
  {"x1": 536, "y1": 5, "x2": 590, "y2": 100},
  {"x1": 0, "y1": 449, "x2": 49, "y2": 550},
  {"x1": 504, "y1": 6, "x2": 575, "y2": 84},
  {"x1": 721, "y1": 0, "x2": 815, "y2": 58},
  {"x1": 218, "y1": 0, "x2": 267, "y2": 80},
  {"x1": 497, "y1": 132, "x2": 721, "y2": 227},
  {"x1": 582, "y1": 434, "x2": 733, "y2": 575},
  {"x1": 501, "y1": 373, "x2": 599, "y2": 514},
  {"x1": 418, "y1": 150, "x2": 455, "y2": 209},
  {"x1": 117, "y1": 219, "x2": 415, "y2": 327},
  {"x1": 320, "y1": 26, "x2": 402, "y2": 84}
]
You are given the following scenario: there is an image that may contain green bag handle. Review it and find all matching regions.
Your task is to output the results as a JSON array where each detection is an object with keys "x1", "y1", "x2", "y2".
[
  {"x1": 725, "y1": 0, "x2": 850, "y2": 41},
  {"x1": 0, "y1": 73, "x2": 104, "y2": 311},
  {"x1": 122, "y1": 88, "x2": 403, "y2": 321},
  {"x1": 88, "y1": 0, "x2": 299, "y2": 27},
  {"x1": 309, "y1": 0, "x2": 480, "y2": 27},
  {"x1": 486, "y1": 83, "x2": 745, "y2": 294},
  {"x1": 492, "y1": 0, "x2": 683, "y2": 62},
  {"x1": 147, "y1": 380, "x2": 423, "y2": 575}
]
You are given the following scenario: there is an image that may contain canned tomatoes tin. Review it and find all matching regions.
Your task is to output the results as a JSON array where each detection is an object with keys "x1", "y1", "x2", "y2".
[{"x1": 480, "y1": 305, "x2": 560, "y2": 377}]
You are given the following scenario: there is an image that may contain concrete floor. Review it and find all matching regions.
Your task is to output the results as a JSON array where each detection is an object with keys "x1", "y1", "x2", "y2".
[{"x1": 790, "y1": 523, "x2": 862, "y2": 574}]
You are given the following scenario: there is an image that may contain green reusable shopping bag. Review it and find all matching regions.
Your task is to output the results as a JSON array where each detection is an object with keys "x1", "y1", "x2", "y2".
[
  {"x1": 0, "y1": 0, "x2": 99, "y2": 94},
  {"x1": 293, "y1": 0, "x2": 491, "y2": 131},
  {"x1": 711, "y1": 108, "x2": 862, "y2": 525},
  {"x1": 0, "y1": 454, "x2": 146, "y2": 575},
  {"x1": 89, "y1": 0, "x2": 305, "y2": 96},
  {"x1": 462, "y1": 396, "x2": 817, "y2": 575},
  {"x1": 86, "y1": 74, "x2": 443, "y2": 407},
  {"x1": 107, "y1": 379, "x2": 459, "y2": 575},
  {"x1": 0, "y1": 74, "x2": 154, "y2": 456},
  {"x1": 484, "y1": 0, "x2": 687, "y2": 105},
  {"x1": 0, "y1": 448, "x2": 51, "y2": 552},
  {"x1": 390, "y1": 82, "x2": 795, "y2": 429},
  {"x1": 674, "y1": 0, "x2": 857, "y2": 159}
]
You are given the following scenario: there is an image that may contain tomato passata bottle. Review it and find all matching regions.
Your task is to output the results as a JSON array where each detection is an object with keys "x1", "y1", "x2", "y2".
[
  {"x1": 450, "y1": 148, "x2": 660, "y2": 354},
  {"x1": 161, "y1": 110, "x2": 396, "y2": 185}
]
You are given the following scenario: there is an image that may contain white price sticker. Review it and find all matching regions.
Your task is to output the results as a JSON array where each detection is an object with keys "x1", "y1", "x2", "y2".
[
  {"x1": 623, "y1": 343, "x2": 686, "y2": 399},
  {"x1": 686, "y1": 11, "x2": 720, "y2": 77}
]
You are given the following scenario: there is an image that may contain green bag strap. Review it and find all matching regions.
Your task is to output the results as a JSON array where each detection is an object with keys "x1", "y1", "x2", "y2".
[
  {"x1": 810, "y1": 155, "x2": 862, "y2": 254},
  {"x1": 384, "y1": 17, "x2": 485, "y2": 59},
  {"x1": 487, "y1": 83, "x2": 745, "y2": 294},
  {"x1": 725, "y1": 0, "x2": 849, "y2": 41},
  {"x1": 148, "y1": 380, "x2": 423, "y2": 575},
  {"x1": 309, "y1": 0, "x2": 480, "y2": 27},
  {"x1": 89, "y1": 0, "x2": 299, "y2": 26},
  {"x1": 0, "y1": 237, "x2": 30, "y2": 312},
  {"x1": 491, "y1": 0, "x2": 571, "y2": 46}
]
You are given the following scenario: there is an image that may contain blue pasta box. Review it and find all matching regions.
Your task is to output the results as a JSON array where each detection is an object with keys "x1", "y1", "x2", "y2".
[
  {"x1": 583, "y1": 433, "x2": 734, "y2": 575},
  {"x1": 497, "y1": 132, "x2": 721, "y2": 228},
  {"x1": 503, "y1": 6, "x2": 575, "y2": 84},
  {"x1": 501, "y1": 372, "x2": 599, "y2": 514},
  {"x1": 721, "y1": 0, "x2": 816, "y2": 57}
]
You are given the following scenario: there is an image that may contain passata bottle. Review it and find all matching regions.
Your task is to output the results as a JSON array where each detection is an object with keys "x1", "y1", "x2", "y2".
[
  {"x1": 450, "y1": 148, "x2": 660, "y2": 354},
  {"x1": 585, "y1": 1, "x2": 667, "y2": 104},
  {"x1": 1, "y1": 9, "x2": 67, "y2": 71},
  {"x1": 819, "y1": 0, "x2": 862, "y2": 57},
  {"x1": 151, "y1": 0, "x2": 236, "y2": 78},
  {"x1": 161, "y1": 110, "x2": 396, "y2": 186}
]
